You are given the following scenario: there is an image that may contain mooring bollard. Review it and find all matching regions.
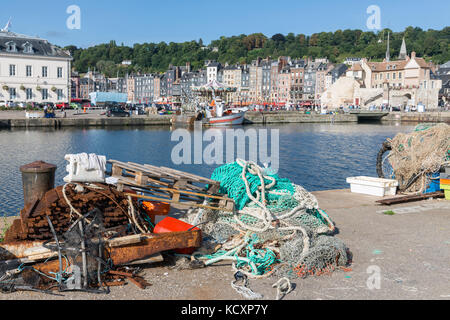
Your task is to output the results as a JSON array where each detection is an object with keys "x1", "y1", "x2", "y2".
[{"x1": 20, "y1": 161, "x2": 57, "y2": 207}]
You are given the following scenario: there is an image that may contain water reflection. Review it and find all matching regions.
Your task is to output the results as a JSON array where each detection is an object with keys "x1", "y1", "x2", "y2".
[{"x1": 0, "y1": 123, "x2": 416, "y2": 216}]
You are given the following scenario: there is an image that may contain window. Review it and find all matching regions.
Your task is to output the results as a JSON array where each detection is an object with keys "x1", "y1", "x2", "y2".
[
  {"x1": 9, "y1": 88, "x2": 16, "y2": 99},
  {"x1": 6, "y1": 41, "x2": 17, "y2": 52},
  {"x1": 23, "y1": 42, "x2": 33, "y2": 54},
  {"x1": 9, "y1": 64, "x2": 16, "y2": 76},
  {"x1": 393, "y1": 73, "x2": 396, "y2": 80},
  {"x1": 42, "y1": 66, "x2": 48, "y2": 77},
  {"x1": 399, "y1": 72, "x2": 402, "y2": 79},
  {"x1": 42, "y1": 89, "x2": 48, "y2": 100},
  {"x1": 26, "y1": 88, "x2": 33, "y2": 100},
  {"x1": 26, "y1": 65, "x2": 32, "y2": 77}
]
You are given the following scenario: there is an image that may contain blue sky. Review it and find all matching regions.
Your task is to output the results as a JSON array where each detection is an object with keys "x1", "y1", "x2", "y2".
[{"x1": 1, "y1": 0, "x2": 449, "y2": 48}]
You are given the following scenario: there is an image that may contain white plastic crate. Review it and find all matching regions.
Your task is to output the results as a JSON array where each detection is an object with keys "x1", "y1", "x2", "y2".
[
  {"x1": 25, "y1": 111, "x2": 44, "y2": 119},
  {"x1": 346, "y1": 176, "x2": 398, "y2": 197}
]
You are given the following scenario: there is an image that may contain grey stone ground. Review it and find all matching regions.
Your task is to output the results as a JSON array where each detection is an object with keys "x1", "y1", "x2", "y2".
[{"x1": 1, "y1": 189, "x2": 449, "y2": 300}]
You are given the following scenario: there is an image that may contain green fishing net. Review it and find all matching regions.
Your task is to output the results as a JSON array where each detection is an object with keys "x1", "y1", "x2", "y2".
[{"x1": 211, "y1": 162, "x2": 295, "y2": 210}]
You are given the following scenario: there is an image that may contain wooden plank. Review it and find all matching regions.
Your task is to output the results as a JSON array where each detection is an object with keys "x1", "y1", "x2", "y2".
[
  {"x1": 124, "y1": 170, "x2": 166, "y2": 186},
  {"x1": 376, "y1": 191, "x2": 445, "y2": 205},
  {"x1": 127, "y1": 162, "x2": 166, "y2": 178},
  {"x1": 145, "y1": 185, "x2": 230, "y2": 201},
  {"x1": 111, "y1": 164, "x2": 124, "y2": 177},
  {"x1": 123, "y1": 162, "x2": 165, "y2": 178},
  {"x1": 110, "y1": 159, "x2": 217, "y2": 185},
  {"x1": 125, "y1": 193, "x2": 233, "y2": 212},
  {"x1": 160, "y1": 166, "x2": 218, "y2": 184},
  {"x1": 183, "y1": 183, "x2": 207, "y2": 192},
  {"x1": 116, "y1": 178, "x2": 202, "y2": 202},
  {"x1": 142, "y1": 164, "x2": 184, "y2": 180}
]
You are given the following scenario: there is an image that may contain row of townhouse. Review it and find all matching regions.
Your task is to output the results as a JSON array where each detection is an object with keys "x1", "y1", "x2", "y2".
[{"x1": 71, "y1": 58, "x2": 349, "y2": 105}]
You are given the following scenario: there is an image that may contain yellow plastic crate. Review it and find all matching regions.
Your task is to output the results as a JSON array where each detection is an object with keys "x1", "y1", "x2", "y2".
[{"x1": 440, "y1": 184, "x2": 450, "y2": 200}]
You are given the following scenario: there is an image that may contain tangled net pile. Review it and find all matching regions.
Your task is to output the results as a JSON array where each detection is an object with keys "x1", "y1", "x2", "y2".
[
  {"x1": 181, "y1": 159, "x2": 351, "y2": 281},
  {"x1": 387, "y1": 123, "x2": 450, "y2": 193}
]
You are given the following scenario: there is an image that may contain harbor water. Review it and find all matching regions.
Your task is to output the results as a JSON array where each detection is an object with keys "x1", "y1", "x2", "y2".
[{"x1": 0, "y1": 123, "x2": 416, "y2": 217}]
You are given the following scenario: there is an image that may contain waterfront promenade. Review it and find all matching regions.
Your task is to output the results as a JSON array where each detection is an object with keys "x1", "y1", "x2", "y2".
[
  {"x1": 1, "y1": 189, "x2": 449, "y2": 300},
  {"x1": 0, "y1": 110, "x2": 449, "y2": 129}
]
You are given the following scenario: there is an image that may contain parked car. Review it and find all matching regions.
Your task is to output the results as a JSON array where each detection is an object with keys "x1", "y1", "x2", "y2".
[
  {"x1": 69, "y1": 102, "x2": 81, "y2": 109},
  {"x1": 82, "y1": 103, "x2": 93, "y2": 109},
  {"x1": 56, "y1": 102, "x2": 70, "y2": 109},
  {"x1": 106, "y1": 106, "x2": 130, "y2": 117}
]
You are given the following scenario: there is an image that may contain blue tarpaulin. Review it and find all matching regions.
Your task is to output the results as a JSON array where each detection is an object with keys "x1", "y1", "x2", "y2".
[{"x1": 89, "y1": 92, "x2": 128, "y2": 105}]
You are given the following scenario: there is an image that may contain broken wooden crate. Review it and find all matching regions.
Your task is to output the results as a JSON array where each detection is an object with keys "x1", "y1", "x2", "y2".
[{"x1": 108, "y1": 160, "x2": 235, "y2": 212}]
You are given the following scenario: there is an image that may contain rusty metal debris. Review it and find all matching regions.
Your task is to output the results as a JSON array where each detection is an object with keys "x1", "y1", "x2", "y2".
[{"x1": 0, "y1": 159, "x2": 227, "y2": 295}]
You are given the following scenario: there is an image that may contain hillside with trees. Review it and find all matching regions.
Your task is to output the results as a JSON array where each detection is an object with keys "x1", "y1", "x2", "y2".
[{"x1": 64, "y1": 26, "x2": 450, "y2": 77}]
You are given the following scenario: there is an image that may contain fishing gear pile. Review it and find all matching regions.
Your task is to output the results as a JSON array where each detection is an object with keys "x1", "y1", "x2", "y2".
[
  {"x1": 181, "y1": 159, "x2": 351, "y2": 282},
  {"x1": 385, "y1": 123, "x2": 450, "y2": 193}
]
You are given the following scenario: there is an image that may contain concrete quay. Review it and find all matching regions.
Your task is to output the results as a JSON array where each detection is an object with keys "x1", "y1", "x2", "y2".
[
  {"x1": 382, "y1": 111, "x2": 450, "y2": 123},
  {"x1": 1, "y1": 189, "x2": 449, "y2": 300}
]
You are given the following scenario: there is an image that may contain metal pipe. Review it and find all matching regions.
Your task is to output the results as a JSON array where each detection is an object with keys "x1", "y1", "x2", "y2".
[{"x1": 79, "y1": 220, "x2": 88, "y2": 288}]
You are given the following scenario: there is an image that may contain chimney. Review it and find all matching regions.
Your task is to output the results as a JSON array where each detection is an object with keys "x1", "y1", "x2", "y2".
[{"x1": 411, "y1": 51, "x2": 416, "y2": 59}]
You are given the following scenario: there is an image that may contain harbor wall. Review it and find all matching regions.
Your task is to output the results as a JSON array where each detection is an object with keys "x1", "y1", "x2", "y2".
[
  {"x1": 1, "y1": 111, "x2": 449, "y2": 129},
  {"x1": 0, "y1": 115, "x2": 172, "y2": 129},
  {"x1": 381, "y1": 112, "x2": 450, "y2": 123},
  {"x1": 244, "y1": 111, "x2": 358, "y2": 124}
]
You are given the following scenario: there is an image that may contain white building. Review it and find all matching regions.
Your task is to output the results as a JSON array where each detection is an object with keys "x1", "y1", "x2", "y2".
[
  {"x1": 0, "y1": 29, "x2": 72, "y2": 105},
  {"x1": 206, "y1": 62, "x2": 220, "y2": 83}
]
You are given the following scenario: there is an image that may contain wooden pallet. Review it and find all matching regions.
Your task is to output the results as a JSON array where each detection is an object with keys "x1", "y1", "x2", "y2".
[
  {"x1": 108, "y1": 160, "x2": 234, "y2": 212},
  {"x1": 376, "y1": 191, "x2": 445, "y2": 205}
]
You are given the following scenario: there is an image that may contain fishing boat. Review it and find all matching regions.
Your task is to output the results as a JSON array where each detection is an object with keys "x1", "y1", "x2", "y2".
[
  {"x1": 172, "y1": 80, "x2": 246, "y2": 126},
  {"x1": 204, "y1": 99, "x2": 247, "y2": 126}
]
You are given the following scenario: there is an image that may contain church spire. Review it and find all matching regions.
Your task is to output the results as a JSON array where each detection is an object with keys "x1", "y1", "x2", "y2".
[{"x1": 399, "y1": 37, "x2": 407, "y2": 60}]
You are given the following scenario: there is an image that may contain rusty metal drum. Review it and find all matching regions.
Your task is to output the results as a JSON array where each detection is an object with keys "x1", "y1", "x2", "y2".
[{"x1": 20, "y1": 161, "x2": 57, "y2": 207}]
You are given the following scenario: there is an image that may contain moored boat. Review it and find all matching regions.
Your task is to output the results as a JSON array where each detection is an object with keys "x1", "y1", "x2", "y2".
[{"x1": 207, "y1": 111, "x2": 246, "y2": 126}]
